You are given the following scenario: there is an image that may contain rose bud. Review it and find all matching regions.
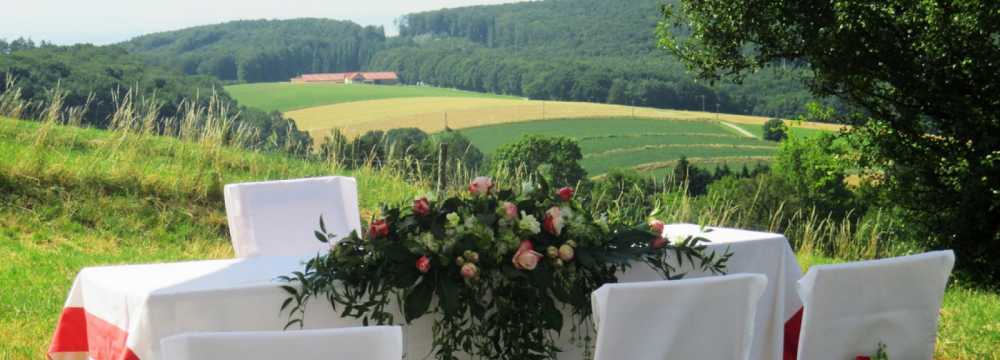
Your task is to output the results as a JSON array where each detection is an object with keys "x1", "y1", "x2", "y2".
[
  {"x1": 566, "y1": 239, "x2": 577, "y2": 248},
  {"x1": 558, "y1": 244, "x2": 575, "y2": 262},
  {"x1": 557, "y1": 187, "x2": 575, "y2": 201},
  {"x1": 413, "y1": 196, "x2": 431, "y2": 216},
  {"x1": 501, "y1": 201, "x2": 518, "y2": 220},
  {"x1": 468, "y1": 176, "x2": 494, "y2": 196},
  {"x1": 517, "y1": 240, "x2": 534, "y2": 252},
  {"x1": 546, "y1": 246, "x2": 559, "y2": 259},
  {"x1": 369, "y1": 219, "x2": 389, "y2": 239},
  {"x1": 649, "y1": 219, "x2": 665, "y2": 235},
  {"x1": 465, "y1": 251, "x2": 480, "y2": 264},
  {"x1": 512, "y1": 248, "x2": 543, "y2": 271},
  {"x1": 461, "y1": 263, "x2": 479, "y2": 280},
  {"x1": 416, "y1": 256, "x2": 431, "y2": 274},
  {"x1": 455, "y1": 256, "x2": 466, "y2": 266},
  {"x1": 650, "y1": 236, "x2": 667, "y2": 249},
  {"x1": 543, "y1": 207, "x2": 564, "y2": 236}
]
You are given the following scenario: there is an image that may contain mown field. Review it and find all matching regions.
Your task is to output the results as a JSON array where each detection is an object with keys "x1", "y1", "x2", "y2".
[
  {"x1": 0, "y1": 117, "x2": 996, "y2": 359},
  {"x1": 276, "y1": 95, "x2": 844, "y2": 140},
  {"x1": 225, "y1": 82, "x2": 515, "y2": 113},
  {"x1": 460, "y1": 117, "x2": 780, "y2": 176}
]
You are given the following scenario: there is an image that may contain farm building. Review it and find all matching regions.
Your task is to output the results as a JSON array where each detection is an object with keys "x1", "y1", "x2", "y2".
[{"x1": 290, "y1": 72, "x2": 399, "y2": 85}]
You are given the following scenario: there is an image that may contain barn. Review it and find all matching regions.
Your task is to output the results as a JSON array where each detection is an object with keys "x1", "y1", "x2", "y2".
[{"x1": 290, "y1": 72, "x2": 399, "y2": 85}]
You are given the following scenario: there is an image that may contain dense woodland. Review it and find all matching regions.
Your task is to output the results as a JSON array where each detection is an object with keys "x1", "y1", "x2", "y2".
[
  {"x1": 0, "y1": 43, "x2": 311, "y2": 152},
  {"x1": 124, "y1": 19, "x2": 387, "y2": 83},
  {"x1": 116, "y1": 0, "x2": 841, "y2": 120}
]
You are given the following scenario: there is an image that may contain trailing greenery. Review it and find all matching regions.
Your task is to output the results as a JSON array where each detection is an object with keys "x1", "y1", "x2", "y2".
[
  {"x1": 661, "y1": 0, "x2": 1000, "y2": 286},
  {"x1": 281, "y1": 177, "x2": 728, "y2": 360},
  {"x1": 123, "y1": 19, "x2": 387, "y2": 83}
]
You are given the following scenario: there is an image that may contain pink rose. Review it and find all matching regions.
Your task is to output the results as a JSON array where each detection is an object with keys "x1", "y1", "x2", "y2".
[
  {"x1": 649, "y1": 219, "x2": 665, "y2": 235},
  {"x1": 468, "y1": 176, "x2": 494, "y2": 196},
  {"x1": 650, "y1": 236, "x2": 667, "y2": 249},
  {"x1": 543, "y1": 207, "x2": 564, "y2": 236},
  {"x1": 416, "y1": 256, "x2": 431, "y2": 273},
  {"x1": 558, "y1": 244, "x2": 575, "y2": 262},
  {"x1": 557, "y1": 187, "x2": 575, "y2": 201},
  {"x1": 461, "y1": 263, "x2": 479, "y2": 279},
  {"x1": 369, "y1": 219, "x2": 389, "y2": 239},
  {"x1": 512, "y1": 240, "x2": 543, "y2": 271},
  {"x1": 413, "y1": 196, "x2": 431, "y2": 216},
  {"x1": 501, "y1": 201, "x2": 518, "y2": 220}
]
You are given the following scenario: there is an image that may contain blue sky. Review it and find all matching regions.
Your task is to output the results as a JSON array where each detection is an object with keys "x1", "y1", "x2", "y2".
[{"x1": 0, "y1": 0, "x2": 526, "y2": 45}]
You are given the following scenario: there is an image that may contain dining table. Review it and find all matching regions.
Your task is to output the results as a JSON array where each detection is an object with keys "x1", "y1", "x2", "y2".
[{"x1": 48, "y1": 223, "x2": 803, "y2": 360}]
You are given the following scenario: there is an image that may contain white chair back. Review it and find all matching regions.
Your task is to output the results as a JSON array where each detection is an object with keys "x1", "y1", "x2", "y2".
[
  {"x1": 591, "y1": 274, "x2": 767, "y2": 360},
  {"x1": 224, "y1": 176, "x2": 362, "y2": 257},
  {"x1": 796, "y1": 250, "x2": 955, "y2": 360},
  {"x1": 160, "y1": 326, "x2": 402, "y2": 360}
]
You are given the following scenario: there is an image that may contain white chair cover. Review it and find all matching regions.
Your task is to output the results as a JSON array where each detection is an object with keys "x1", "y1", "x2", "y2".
[
  {"x1": 160, "y1": 326, "x2": 402, "y2": 360},
  {"x1": 591, "y1": 274, "x2": 768, "y2": 360},
  {"x1": 224, "y1": 176, "x2": 362, "y2": 257},
  {"x1": 796, "y1": 250, "x2": 955, "y2": 360}
]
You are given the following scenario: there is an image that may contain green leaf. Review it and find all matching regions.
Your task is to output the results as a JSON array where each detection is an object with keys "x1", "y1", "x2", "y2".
[
  {"x1": 404, "y1": 278, "x2": 434, "y2": 323},
  {"x1": 437, "y1": 276, "x2": 460, "y2": 317},
  {"x1": 319, "y1": 215, "x2": 327, "y2": 233},
  {"x1": 314, "y1": 230, "x2": 328, "y2": 243}
]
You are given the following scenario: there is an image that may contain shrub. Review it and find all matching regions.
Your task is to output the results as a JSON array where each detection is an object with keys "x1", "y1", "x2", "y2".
[
  {"x1": 490, "y1": 135, "x2": 586, "y2": 187},
  {"x1": 762, "y1": 118, "x2": 787, "y2": 141}
]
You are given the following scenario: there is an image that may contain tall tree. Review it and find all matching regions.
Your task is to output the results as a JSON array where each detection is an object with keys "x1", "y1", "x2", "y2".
[{"x1": 659, "y1": 0, "x2": 999, "y2": 284}]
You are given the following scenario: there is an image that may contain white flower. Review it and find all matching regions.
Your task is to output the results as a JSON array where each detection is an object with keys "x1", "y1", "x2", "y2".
[
  {"x1": 518, "y1": 212, "x2": 541, "y2": 234},
  {"x1": 446, "y1": 212, "x2": 461, "y2": 227}
]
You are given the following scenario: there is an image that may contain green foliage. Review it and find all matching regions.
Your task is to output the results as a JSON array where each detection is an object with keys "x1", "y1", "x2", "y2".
[
  {"x1": 0, "y1": 45, "x2": 312, "y2": 154},
  {"x1": 491, "y1": 135, "x2": 587, "y2": 187},
  {"x1": 772, "y1": 134, "x2": 856, "y2": 217},
  {"x1": 661, "y1": 0, "x2": 1000, "y2": 285},
  {"x1": 762, "y1": 118, "x2": 787, "y2": 142},
  {"x1": 280, "y1": 179, "x2": 728, "y2": 359},
  {"x1": 124, "y1": 19, "x2": 386, "y2": 82}
]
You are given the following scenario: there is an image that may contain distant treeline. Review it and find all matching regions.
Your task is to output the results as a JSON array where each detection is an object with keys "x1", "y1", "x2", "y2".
[
  {"x1": 0, "y1": 43, "x2": 311, "y2": 153},
  {"x1": 112, "y1": 0, "x2": 843, "y2": 120},
  {"x1": 123, "y1": 19, "x2": 387, "y2": 83}
]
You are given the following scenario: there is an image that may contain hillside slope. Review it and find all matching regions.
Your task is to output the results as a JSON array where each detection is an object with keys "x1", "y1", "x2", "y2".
[
  {"x1": 0, "y1": 117, "x2": 420, "y2": 357},
  {"x1": 123, "y1": 18, "x2": 386, "y2": 82}
]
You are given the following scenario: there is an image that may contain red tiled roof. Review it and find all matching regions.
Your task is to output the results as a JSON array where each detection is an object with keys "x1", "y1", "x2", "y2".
[{"x1": 293, "y1": 72, "x2": 399, "y2": 82}]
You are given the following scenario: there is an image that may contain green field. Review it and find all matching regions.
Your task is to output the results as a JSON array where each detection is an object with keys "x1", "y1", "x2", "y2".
[
  {"x1": 460, "y1": 117, "x2": 782, "y2": 177},
  {"x1": 226, "y1": 82, "x2": 516, "y2": 112}
]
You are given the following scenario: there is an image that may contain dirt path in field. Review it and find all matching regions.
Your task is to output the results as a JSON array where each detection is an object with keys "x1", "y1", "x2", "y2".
[{"x1": 720, "y1": 121, "x2": 758, "y2": 139}]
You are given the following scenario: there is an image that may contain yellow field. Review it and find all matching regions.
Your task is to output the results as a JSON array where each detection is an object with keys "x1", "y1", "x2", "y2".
[{"x1": 284, "y1": 97, "x2": 846, "y2": 140}]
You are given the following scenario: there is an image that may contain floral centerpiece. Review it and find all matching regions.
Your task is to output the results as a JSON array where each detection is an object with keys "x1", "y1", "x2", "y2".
[{"x1": 280, "y1": 177, "x2": 731, "y2": 360}]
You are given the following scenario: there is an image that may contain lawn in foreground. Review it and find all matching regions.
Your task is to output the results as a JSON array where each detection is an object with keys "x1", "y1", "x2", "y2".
[{"x1": 225, "y1": 82, "x2": 515, "y2": 113}]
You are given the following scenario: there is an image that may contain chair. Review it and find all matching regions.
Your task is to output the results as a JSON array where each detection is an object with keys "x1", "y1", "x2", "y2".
[
  {"x1": 591, "y1": 274, "x2": 768, "y2": 360},
  {"x1": 224, "y1": 176, "x2": 362, "y2": 257},
  {"x1": 795, "y1": 250, "x2": 955, "y2": 360},
  {"x1": 160, "y1": 326, "x2": 403, "y2": 360}
]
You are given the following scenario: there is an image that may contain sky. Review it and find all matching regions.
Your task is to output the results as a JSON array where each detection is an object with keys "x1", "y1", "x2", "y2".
[{"x1": 0, "y1": 0, "x2": 526, "y2": 45}]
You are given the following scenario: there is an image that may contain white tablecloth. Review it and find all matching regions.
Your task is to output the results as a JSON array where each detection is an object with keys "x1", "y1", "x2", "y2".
[{"x1": 48, "y1": 224, "x2": 801, "y2": 360}]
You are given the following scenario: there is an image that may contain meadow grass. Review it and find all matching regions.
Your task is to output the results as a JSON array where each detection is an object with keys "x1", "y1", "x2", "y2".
[
  {"x1": 225, "y1": 83, "x2": 516, "y2": 113},
  {"x1": 0, "y1": 116, "x2": 421, "y2": 358}
]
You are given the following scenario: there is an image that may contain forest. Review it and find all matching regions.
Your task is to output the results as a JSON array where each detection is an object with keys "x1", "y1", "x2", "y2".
[
  {"x1": 116, "y1": 0, "x2": 842, "y2": 120},
  {"x1": 0, "y1": 43, "x2": 311, "y2": 152}
]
